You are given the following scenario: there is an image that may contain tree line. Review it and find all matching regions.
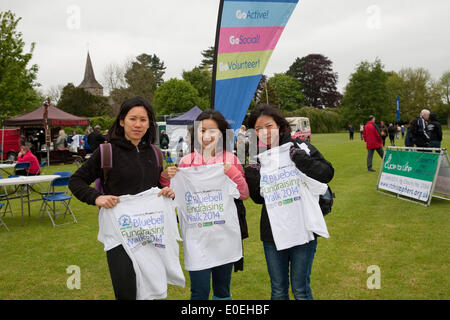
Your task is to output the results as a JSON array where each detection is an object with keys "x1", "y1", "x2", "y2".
[{"x1": 1, "y1": 10, "x2": 449, "y2": 132}]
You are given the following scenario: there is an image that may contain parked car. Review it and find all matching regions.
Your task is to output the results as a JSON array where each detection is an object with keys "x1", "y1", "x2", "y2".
[
  {"x1": 286, "y1": 117, "x2": 311, "y2": 142},
  {"x1": 0, "y1": 129, "x2": 21, "y2": 161}
]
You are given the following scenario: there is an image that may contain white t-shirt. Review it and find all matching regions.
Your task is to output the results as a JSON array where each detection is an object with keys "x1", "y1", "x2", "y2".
[
  {"x1": 99, "y1": 188, "x2": 185, "y2": 300},
  {"x1": 258, "y1": 143, "x2": 329, "y2": 251},
  {"x1": 171, "y1": 164, "x2": 243, "y2": 271}
]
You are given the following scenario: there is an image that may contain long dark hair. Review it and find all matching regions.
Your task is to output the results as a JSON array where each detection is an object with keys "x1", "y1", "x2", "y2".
[
  {"x1": 247, "y1": 104, "x2": 290, "y2": 133},
  {"x1": 190, "y1": 109, "x2": 232, "y2": 154},
  {"x1": 108, "y1": 96, "x2": 157, "y2": 145}
]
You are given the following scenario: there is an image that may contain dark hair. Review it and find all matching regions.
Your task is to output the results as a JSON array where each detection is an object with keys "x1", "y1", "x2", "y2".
[
  {"x1": 108, "y1": 96, "x2": 157, "y2": 144},
  {"x1": 429, "y1": 113, "x2": 438, "y2": 122},
  {"x1": 190, "y1": 109, "x2": 232, "y2": 154},
  {"x1": 247, "y1": 104, "x2": 290, "y2": 133}
]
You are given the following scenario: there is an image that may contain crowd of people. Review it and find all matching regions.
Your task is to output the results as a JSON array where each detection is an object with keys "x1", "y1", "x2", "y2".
[
  {"x1": 348, "y1": 109, "x2": 444, "y2": 172},
  {"x1": 68, "y1": 96, "x2": 334, "y2": 301}
]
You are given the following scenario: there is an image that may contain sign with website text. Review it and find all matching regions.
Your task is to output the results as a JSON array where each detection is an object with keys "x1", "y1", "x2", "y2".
[{"x1": 377, "y1": 149, "x2": 440, "y2": 202}]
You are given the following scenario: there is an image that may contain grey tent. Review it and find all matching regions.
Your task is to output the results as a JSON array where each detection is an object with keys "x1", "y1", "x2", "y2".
[
  {"x1": 166, "y1": 106, "x2": 203, "y2": 125},
  {"x1": 165, "y1": 106, "x2": 203, "y2": 163}
]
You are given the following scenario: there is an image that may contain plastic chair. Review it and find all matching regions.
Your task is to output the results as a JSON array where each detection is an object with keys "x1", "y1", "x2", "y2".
[
  {"x1": 0, "y1": 176, "x2": 13, "y2": 218},
  {"x1": 38, "y1": 171, "x2": 73, "y2": 218},
  {"x1": 166, "y1": 157, "x2": 175, "y2": 166},
  {"x1": 9, "y1": 162, "x2": 31, "y2": 178},
  {"x1": 0, "y1": 203, "x2": 9, "y2": 231},
  {"x1": 39, "y1": 176, "x2": 77, "y2": 227}
]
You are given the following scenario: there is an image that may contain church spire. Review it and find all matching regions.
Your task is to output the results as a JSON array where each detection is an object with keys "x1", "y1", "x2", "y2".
[{"x1": 78, "y1": 51, "x2": 103, "y2": 96}]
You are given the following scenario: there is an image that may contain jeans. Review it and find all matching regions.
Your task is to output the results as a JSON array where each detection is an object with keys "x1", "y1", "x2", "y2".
[
  {"x1": 263, "y1": 239, "x2": 317, "y2": 300},
  {"x1": 367, "y1": 147, "x2": 384, "y2": 170},
  {"x1": 189, "y1": 263, "x2": 234, "y2": 300}
]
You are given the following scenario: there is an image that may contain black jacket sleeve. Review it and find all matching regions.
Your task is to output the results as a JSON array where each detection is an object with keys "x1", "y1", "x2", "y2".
[
  {"x1": 68, "y1": 149, "x2": 103, "y2": 206},
  {"x1": 244, "y1": 165, "x2": 265, "y2": 204},
  {"x1": 289, "y1": 140, "x2": 334, "y2": 184},
  {"x1": 436, "y1": 122, "x2": 443, "y2": 141}
]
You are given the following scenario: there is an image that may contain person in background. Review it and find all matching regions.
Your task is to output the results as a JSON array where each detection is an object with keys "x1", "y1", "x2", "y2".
[
  {"x1": 55, "y1": 129, "x2": 68, "y2": 164},
  {"x1": 88, "y1": 125, "x2": 106, "y2": 152},
  {"x1": 428, "y1": 113, "x2": 442, "y2": 148},
  {"x1": 404, "y1": 120, "x2": 415, "y2": 148},
  {"x1": 359, "y1": 123, "x2": 364, "y2": 140},
  {"x1": 413, "y1": 109, "x2": 431, "y2": 148},
  {"x1": 235, "y1": 125, "x2": 249, "y2": 166},
  {"x1": 16, "y1": 143, "x2": 41, "y2": 176},
  {"x1": 401, "y1": 125, "x2": 405, "y2": 139},
  {"x1": 347, "y1": 124, "x2": 355, "y2": 140},
  {"x1": 363, "y1": 115, "x2": 384, "y2": 172},
  {"x1": 70, "y1": 130, "x2": 83, "y2": 152},
  {"x1": 379, "y1": 121, "x2": 387, "y2": 147},
  {"x1": 83, "y1": 128, "x2": 92, "y2": 154},
  {"x1": 387, "y1": 123, "x2": 396, "y2": 146},
  {"x1": 159, "y1": 130, "x2": 169, "y2": 149}
]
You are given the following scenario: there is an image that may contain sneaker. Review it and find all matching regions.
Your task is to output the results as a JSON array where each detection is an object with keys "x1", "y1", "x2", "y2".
[{"x1": 368, "y1": 168, "x2": 376, "y2": 172}]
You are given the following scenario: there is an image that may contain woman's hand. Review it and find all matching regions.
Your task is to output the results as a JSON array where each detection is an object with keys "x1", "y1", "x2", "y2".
[
  {"x1": 95, "y1": 195, "x2": 120, "y2": 208},
  {"x1": 224, "y1": 162, "x2": 232, "y2": 174},
  {"x1": 161, "y1": 166, "x2": 179, "y2": 179},
  {"x1": 158, "y1": 187, "x2": 175, "y2": 199}
]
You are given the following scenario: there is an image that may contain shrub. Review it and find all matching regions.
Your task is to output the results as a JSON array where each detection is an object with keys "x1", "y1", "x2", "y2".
[{"x1": 284, "y1": 106, "x2": 345, "y2": 133}]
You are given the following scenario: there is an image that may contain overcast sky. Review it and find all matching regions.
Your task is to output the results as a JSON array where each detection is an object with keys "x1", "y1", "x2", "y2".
[{"x1": 1, "y1": 0, "x2": 449, "y2": 98}]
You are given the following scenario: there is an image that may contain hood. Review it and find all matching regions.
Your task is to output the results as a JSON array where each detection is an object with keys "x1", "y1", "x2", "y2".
[{"x1": 429, "y1": 113, "x2": 438, "y2": 122}]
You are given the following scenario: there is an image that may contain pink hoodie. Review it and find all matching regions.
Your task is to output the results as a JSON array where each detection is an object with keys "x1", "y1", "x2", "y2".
[
  {"x1": 17, "y1": 151, "x2": 41, "y2": 175},
  {"x1": 159, "y1": 151, "x2": 249, "y2": 200}
]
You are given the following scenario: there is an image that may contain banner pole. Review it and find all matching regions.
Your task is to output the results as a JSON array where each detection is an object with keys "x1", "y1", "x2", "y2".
[
  {"x1": 427, "y1": 148, "x2": 444, "y2": 206},
  {"x1": 210, "y1": 0, "x2": 225, "y2": 110},
  {"x1": 1, "y1": 125, "x2": 4, "y2": 163}
]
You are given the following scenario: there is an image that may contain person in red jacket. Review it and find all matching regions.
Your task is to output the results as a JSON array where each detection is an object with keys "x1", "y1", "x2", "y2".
[
  {"x1": 363, "y1": 115, "x2": 384, "y2": 172},
  {"x1": 16, "y1": 143, "x2": 41, "y2": 176}
]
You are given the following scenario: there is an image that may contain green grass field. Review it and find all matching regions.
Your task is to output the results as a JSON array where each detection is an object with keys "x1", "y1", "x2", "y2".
[{"x1": 0, "y1": 130, "x2": 449, "y2": 300}]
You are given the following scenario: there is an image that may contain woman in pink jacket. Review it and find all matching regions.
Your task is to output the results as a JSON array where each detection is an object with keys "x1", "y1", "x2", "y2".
[
  {"x1": 160, "y1": 110, "x2": 249, "y2": 300},
  {"x1": 16, "y1": 143, "x2": 41, "y2": 176}
]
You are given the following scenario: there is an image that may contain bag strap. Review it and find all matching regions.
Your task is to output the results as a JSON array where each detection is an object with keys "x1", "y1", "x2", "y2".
[
  {"x1": 151, "y1": 144, "x2": 163, "y2": 172},
  {"x1": 100, "y1": 143, "x2": 113, "y2": 183},
  {"x1": 100, "y1": 143, "x2": 162, "y2": 184}
]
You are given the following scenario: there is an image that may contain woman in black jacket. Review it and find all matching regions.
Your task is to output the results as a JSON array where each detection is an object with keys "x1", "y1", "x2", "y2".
[
  {"x1": 244, "y1": 104, "x2": 334, "y2": 300},
  {"x1": 69, "y1": 97, "x2": 174, "y2": 300}
]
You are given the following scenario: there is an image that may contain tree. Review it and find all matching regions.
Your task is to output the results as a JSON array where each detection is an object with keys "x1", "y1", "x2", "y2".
[
  {"x1": 341, "y1": 59, "x2": 391, "y2": 125},
  {"x1": 153, "y1": 79, "x2": 202, "y2": 115},
  {"x1": 200, "y1": 46, "x2": 215, "y2": 70},
  {"x1": 439, "y1": 71, "x2": 450, "y2": 105},
  {"x1": 437, "y1": 71, "x2": 450, "y2": 126},
  {"x1": 0, "y1": 10, "x2": 41, "y2": 120},
  {"x1": 267, "y1": 73, "x2": 304, "y2": 111},
  {"x1": 109, "y1": 53, "x2": 165, "y2": 110},
  {"x1": 58, "y1": 83, "x2": 110, "y2": 117},
  {"x1": 182, "y1": 66, "x2": 212, "y2": 108},
  {"x1": 253, "y1": 75, "x2": 278, "y2": 105},
  {"x1": 386, "y1": 68, "x2": 442, "y2": 122},
  {"x1": 286, "y1": 54, "x2": 342, "y2": 108}
]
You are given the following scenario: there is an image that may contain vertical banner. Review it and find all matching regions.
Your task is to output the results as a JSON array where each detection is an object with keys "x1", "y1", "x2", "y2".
[
  {"x1": 396, "y1": 95, "x2": 401, "y2": 123},
  {"x1": 212, "y1": 0, "x2": 299, "y2": 131}
]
